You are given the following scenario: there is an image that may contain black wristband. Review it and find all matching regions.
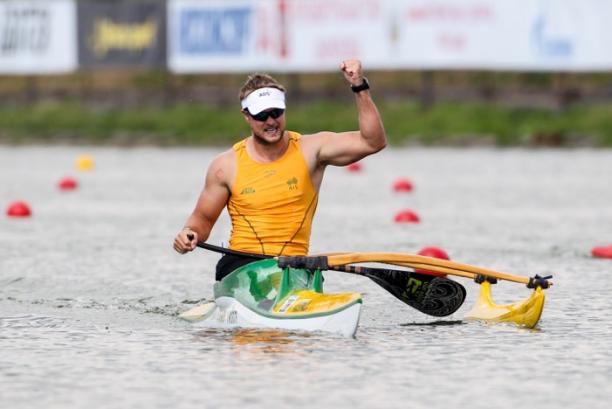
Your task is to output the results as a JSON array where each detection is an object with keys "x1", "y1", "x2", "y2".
[{"x1": 350, "y1": 78, "x2": 370, "y2": 93}]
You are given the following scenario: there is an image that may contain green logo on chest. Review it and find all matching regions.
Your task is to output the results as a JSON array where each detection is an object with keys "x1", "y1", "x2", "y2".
[
  {"x1": 287, "y1": 177, "x2": 298, "y2": 190},
  {"x1": 240, "y1": 187, "x2": 256, "y2": 195}
]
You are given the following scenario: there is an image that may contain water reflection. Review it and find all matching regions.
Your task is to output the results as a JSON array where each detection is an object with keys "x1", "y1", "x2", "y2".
[{"x1": 192, "y1": 328, "x2": 313, "y2": 354}]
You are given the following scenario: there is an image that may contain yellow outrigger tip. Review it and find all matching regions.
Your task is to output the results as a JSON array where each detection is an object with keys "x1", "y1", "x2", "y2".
[{"x1": 464, "y1": 280, "x2": 546, "y2": 328}]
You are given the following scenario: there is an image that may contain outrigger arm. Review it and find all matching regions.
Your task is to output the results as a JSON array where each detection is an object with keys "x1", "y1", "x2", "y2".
[{"x1": 278, "y1": 253, "x2": 553, "y2": 328}]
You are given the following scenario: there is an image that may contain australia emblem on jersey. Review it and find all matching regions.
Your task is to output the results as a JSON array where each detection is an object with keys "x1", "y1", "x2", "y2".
[{"x1": 287, "y1": 177, "x2": 298, "y2": 190}]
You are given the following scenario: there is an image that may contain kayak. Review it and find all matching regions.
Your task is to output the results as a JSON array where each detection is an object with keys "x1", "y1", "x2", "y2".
[
  {"x1": 179, "y1": 259, "x2": 362, "y2": 337},
  {"x1": 180, "y1": 243, "x2": 551, "y2": 333},
  {"x1": 463, "y1": 280, "x2": 545, "y2": 328}
]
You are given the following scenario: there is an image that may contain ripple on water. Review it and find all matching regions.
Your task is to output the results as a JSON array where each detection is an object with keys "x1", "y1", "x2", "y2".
[{"x1": 0, "y1": 314, "x2": 69, "y2": 330}]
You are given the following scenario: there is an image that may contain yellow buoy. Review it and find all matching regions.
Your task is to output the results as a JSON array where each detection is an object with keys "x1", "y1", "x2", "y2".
[{"x1": 75, "y1": 155, "x2": 95, "y2": 171}]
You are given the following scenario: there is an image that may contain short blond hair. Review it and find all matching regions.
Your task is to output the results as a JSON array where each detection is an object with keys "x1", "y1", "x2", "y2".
[{"x1": 239, "y1": 73, "x2": 286, "y2": 102}]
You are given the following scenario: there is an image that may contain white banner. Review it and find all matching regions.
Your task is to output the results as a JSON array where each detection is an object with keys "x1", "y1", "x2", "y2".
[
  {"x1": 388, "y1": 0, "x2": 612, "y2": 71},
  {"x1": 168, "y1": 0, "x2": 612, "y2": 73},
  {"x1": 0, "y1": 0, "x2": 77, "y2": 74},
  {"x1": 281, "y1": 0, "x2": 390, "y2": 71}
]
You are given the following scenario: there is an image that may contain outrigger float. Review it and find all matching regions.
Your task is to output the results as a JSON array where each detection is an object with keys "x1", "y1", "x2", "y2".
[{"x1": 180, "y1": 243, "x2": 552, "y2": 336}]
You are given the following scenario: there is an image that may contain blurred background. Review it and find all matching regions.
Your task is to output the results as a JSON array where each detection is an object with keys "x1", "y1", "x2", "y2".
[{"x1": 1, "y1": 0, "x2": 612, "y2": 146}]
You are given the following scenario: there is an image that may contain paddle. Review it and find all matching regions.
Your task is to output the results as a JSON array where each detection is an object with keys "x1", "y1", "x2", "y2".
[
  {"x1": 277, "y1": 253, "x2": 553, "y2": 289},
  {"x1": 189, "y1": 239, "x2": 466, "y2": 317},
  {"x1": 329, "y1": 264, "x2": 466, "y2": 317}
]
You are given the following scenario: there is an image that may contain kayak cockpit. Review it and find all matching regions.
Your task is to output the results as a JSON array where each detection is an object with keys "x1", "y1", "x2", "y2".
[{"x1": 213, "y1": 259, "x2": 362, "y2": 319}]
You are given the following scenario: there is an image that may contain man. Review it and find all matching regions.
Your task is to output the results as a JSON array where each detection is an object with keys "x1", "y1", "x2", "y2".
[{"x1": 173, "y1": 60, "x2": 386, "y2": 281}]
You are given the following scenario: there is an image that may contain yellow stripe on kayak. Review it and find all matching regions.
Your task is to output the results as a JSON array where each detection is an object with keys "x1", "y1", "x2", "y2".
[{"x1": 272, "y1": 290, "x2": 362, "y2": 315}]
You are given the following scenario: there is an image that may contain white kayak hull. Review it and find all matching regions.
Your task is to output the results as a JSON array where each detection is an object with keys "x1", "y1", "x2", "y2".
[{"x1": 186, "y1": 296, "x2": 362, "y2": 338}]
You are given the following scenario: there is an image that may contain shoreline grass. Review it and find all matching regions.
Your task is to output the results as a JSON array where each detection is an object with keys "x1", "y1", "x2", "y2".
[{"x1": 1, "y1": 100, "x2": 611, "y2": 147}]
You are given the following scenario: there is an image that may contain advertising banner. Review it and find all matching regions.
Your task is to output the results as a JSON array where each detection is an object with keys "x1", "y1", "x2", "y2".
[
  {"x1": 281, "y1": 0, "x2": 612, "y2": 72},
  {"x1": 388, "y1": 0, "x2": 612, "y2": 71},
  {"x1": 0, "y1": 0, "x2": 77, "y2": 74},
  {"x1": 78, "y1": 0, "x2": 166, "y2": 69},
  {"x1": 168, "y1": 0, "x2": 282, "y2": 73},
  {"x1": 168, "y1": 0, "x2": 612, "y2": 73}
]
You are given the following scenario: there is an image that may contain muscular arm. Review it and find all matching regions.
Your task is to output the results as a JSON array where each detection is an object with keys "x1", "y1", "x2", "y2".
[
  {"x1": 173, "y1": 153, "x2": 232, "y2": 254},
  {"x1": 316, "y1": 60, "x2": 387, "y2": 167}
]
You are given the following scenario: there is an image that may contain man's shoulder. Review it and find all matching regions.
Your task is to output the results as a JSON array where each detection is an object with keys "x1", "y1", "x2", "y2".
[
  {"x1": 208, "y1": 148, "x2": 236, "y2": 172},
  {"x1": 204, "y1": 148, "x2": 236, "y2": 187},
  {"x1": 296, "y1": 131, "x2": 338, "y2": 171}
]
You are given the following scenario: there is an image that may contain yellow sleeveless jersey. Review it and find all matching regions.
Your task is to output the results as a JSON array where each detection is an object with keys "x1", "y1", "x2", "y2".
[{"x1": 228, "y1": 132, "x2": 318, "y2": 256}]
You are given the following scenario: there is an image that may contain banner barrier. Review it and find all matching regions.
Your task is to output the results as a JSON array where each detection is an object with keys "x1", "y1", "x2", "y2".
[
  {"x1": 78, "y1": 0, "x2": 166, "y2": 68},
  {"x1": 169, "y1": 0, "x2": 612, "y2": 73},
  {"x1": 2, "y1": 0, "x2": 612, "y2": 74},
  {"x1": 0, "y1": 0, "x2": 77, "y2": 74},
  {"x1": 383, "y1": 0, "x2": 612, "y2": 71}
]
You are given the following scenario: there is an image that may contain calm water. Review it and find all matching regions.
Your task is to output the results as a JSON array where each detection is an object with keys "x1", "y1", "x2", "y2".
[{"x1": 1, "y1": 146, "x2": 611, "y2": 408}]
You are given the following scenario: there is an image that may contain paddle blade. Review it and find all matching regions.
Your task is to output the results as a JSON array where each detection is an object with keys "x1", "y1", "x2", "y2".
[{"x1": 366, "y1": 270, "x2": 466, "y2": 317}]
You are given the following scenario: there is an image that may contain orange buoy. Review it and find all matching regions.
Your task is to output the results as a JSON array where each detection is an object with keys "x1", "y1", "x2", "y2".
[
  {"x1": 393, "y1": 178, "x2": 413, "y2": 192},
  {"x1": 58, "y1": 177, "x2": 78, "y2": 191},
  {"x1": 394, "y1": 209, "x2": 420, "y2": 223},
  {"x1": 415, "y1": 246, "x2": 449, "y2": 277},
  {"x1": 347, "y1": 162, "x2": 363, "y2": 172},
  {"x1": 6, "y1": 201, "x2": 32, "y2": 217},
  {"x1": 592, "y1": 245, "x2": 612, "y2": 259}
]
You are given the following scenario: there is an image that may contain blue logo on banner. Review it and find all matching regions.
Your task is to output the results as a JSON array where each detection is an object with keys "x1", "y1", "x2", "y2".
[
  {"x1": 530, "y1": 14, "x2": 573, "y2": 59},
  {"x1": 179, "y1": 8, "x2": 251, "y2": 55}
]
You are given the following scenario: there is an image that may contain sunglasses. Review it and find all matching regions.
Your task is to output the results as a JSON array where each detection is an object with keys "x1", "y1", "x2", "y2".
[{"x1": 247, "y1": 108, "x2": 285, "y2": 122}]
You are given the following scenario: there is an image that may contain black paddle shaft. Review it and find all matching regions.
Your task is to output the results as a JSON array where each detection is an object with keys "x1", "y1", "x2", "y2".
[{"x1": 190, "y1": 240, "x2": 466, "y2": 317}]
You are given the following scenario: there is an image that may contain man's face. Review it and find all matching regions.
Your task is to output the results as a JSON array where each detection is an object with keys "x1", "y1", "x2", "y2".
[{"x1": 243, "y1": 108, "x2": 286, "y2": 145}]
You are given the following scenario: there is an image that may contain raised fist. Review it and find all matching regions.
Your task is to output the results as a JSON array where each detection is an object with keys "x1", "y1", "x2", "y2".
[{"x1": 340, "y1": 60, "x2": 364, "y2": 86}]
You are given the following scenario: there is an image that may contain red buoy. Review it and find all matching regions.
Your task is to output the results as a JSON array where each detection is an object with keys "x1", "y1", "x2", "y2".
[
  {"x1": 394, "y1": 209, "x2": 420, "y2": 223},
  {"x1": 393, "y1": 178, "x2": 413, "y2": 192},
  {"x1": 58, "y1": 176, "x2": 78, "y2": 191},
  {"x1": 592, "y1": 245, "x2": 612, "y2": 259},
  {"x1": 6, "y1": 201, "x2": 32, "y2": 217},
  {"x1": 347, "y1": 162, "x2": 363, "y2": 172},
  {"x1": 415, "y1": 246, "x2": 449, "y2": 277}
]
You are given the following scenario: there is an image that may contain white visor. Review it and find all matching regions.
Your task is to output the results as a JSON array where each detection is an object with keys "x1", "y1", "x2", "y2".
[{"x1": 240, "y1": 87, "x2": 286, "y2": 115}]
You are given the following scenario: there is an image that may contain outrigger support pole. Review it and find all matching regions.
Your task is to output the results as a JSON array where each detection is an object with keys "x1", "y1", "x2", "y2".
[
  {"x1": 474, "y1": 273, "x2": 553, "y2": 289},
  {"x1": 279, "y1": 253, "x2": 554, "y2": 289}
]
